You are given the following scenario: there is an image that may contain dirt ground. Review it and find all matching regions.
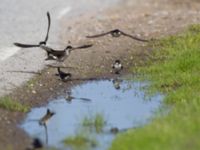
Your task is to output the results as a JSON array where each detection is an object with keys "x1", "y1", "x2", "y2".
[{"x1": 1, "y1": 0, "x2": 200, "y2": 149}]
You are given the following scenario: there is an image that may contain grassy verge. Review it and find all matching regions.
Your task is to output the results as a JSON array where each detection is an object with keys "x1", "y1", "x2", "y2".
[
  {"x1": 63, "y1": 133, "x2": 97, "y2": 150},
  {"x1": 82, "y1": 113, "x2": 105, "y2": 133},
  {"x1": 63, "y1": 113, "x2": 105, "y2": 149},
  {"x1": 0, "y1": 96, "x2": 29, "y2": 112},
  {"x1": 109, "y1": 24, "x2": 200, "y2": 150}
]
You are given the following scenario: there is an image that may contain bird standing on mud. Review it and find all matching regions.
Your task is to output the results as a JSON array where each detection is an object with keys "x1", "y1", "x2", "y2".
[
  {"x1": 56, "y1": 67, "x2": 72, "y2": 81},
  {"x1": 14, "y1": 11, "x2": 51, "y2": 48},
  {"x1": 112, "y1": 60, "x2": 123, "y2": 74},
  {"x1": 86, "y1": 29, "x2": 149, "y2": 42}
]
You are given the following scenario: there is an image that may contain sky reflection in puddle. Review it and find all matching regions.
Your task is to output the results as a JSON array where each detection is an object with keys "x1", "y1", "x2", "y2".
[{"x1": 21, "y1": 79, "x2": 163, "y2": 150}]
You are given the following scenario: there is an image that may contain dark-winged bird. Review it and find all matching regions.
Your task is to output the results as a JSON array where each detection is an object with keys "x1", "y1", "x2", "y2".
[
  {"x1": 86, "y1": 29, "x2": 148, "y2": 42},
  {"x1": 43, "y1": 44, "x2": 93, "y2": 62},
  {"x1": 112, "y1": 60, "x2": 123, "y2": 74},
  {"x1": 56, "y1": 67, "x2": 72, "y2": 81},
  {"x1": 65, "y1": 91, "x2": 91, "y2": 103},
  {"x1": 14, "y1": 11, "x2": 51, "y2": 48}
]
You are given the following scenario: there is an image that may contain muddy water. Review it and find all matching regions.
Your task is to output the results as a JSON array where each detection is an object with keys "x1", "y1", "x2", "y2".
[{"x1": 21, "y1": 78, "x2": 163, "y2": 150}]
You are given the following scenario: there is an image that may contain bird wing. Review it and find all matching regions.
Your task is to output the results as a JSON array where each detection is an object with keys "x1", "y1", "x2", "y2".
[
  {"x1": 40, "y1": 45, "x2": 54, "y2": 52},
  {"x1": 73, "y1": 44, "x2": 93, "y2": 50},
  {"x1": 120, "y1": 31, "x2": 149, "y2": 42},
  {"x1": 14, "y1": 43, "x2": 39, "y2": 48},
  {"x1": 44, "y1": 12, "x2": 51, "y2": 43},
  {"x1": 86, "y1": 31, "x2": 111, "y2": 38},
  {"x1": 7, "y1": 70, "x2": 42, "y2": 75}
]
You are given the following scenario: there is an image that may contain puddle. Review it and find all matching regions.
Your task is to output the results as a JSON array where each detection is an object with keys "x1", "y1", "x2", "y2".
[{"x1": 21, "y1": 78, "x2": 163, "y2": 150}]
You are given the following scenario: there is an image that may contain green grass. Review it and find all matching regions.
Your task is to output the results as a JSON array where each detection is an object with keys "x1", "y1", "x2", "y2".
[
  {"x1": 0, "y1": 96, "x2": 29, "y2": 112},
  {"x1": 63, "y1": 133, "x2": 97, "y2": 150},
  {"x1": 63, "y1": 113, "x2": 105, "y2": 149},
  {"x1": 109, "y1": 24, "x2": 200, "y2": 150},
  {"x1": 82, "y1": 113, "x2": 105, "y2": 133},
  {"x1": 63, "y1": 114, "x2": 105, "y2": 149}
]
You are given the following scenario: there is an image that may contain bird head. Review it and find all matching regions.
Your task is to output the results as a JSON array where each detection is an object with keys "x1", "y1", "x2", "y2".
[
  {"x1": 65, "y1": 45, "x2": 73, "y2": 51},
  {"x1": 112, "y1": 29, "x2": 121, "y2": 37},
  {"x1": 39, "y1": 41, "x2": 46, "y2": 46},
  {"x1": 115, "y1": 60, "x2": 121, "y2": 64}
]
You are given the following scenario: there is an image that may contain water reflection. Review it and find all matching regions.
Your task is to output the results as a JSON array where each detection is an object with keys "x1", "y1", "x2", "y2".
[
  {"x1": 21, "y1": 79, "x2": 163, "y2": 150},
  {"x1": 65, "y1": 91, "x2": 92, "y2": 103},
  {"x1": 112, "y1": 78, "x2": 123, "y2": 90}
]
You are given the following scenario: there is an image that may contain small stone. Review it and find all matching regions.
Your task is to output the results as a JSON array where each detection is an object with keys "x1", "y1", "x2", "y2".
[
  {"x1": 147, "y1": 20, "x2": 154, "y2": 25},
  {"x1": 32, "y1": 90, "x2": 37, "y2": 94},
  {"x1": 143, "y1": 13, "x2": 150, "y2": 17},
  {"x1": 100, "y1": 65, "x2": 105, "y2": 68},
  {"x1": 130, "y1": 56, "x2": 134, "y2": 60}
]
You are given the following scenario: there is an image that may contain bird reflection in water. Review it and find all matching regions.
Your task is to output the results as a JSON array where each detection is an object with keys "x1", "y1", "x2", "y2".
[
  {"x1": 65, "y1": 91, "x2": 92, "y2": 103},
  {"x1": 112, "y1": 78, "x2": 123, "y2": 90},
  {"x1": 38, "y1": 109, "x2": 55, "y2": 145}
]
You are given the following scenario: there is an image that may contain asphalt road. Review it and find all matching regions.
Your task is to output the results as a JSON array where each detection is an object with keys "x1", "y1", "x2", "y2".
[{"x1": 0, "y1": 0, "x2": 119, "y2": 96}]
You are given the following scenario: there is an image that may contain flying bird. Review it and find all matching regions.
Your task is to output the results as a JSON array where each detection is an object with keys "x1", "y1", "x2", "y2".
[
  {"x1": 112, "y1": 60, "x2": 123, "y2": 74},
  {"x1": 14, "y1": 11, "x2": 51, "y2": 48},
  {"x1": 43, "y1": 44, "x2": 93, "y2": 62},
  {"x1": 86, "y1": 29, "x2": 149, "y2": 42},
  {"x1": 56, "y1": 67, "x2": 72, "y2": 81}
]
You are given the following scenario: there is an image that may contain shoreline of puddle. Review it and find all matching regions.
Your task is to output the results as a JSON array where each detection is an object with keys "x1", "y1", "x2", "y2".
[{"x1": 21, "y1": 76, "x2": 164, "y2": 150}]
